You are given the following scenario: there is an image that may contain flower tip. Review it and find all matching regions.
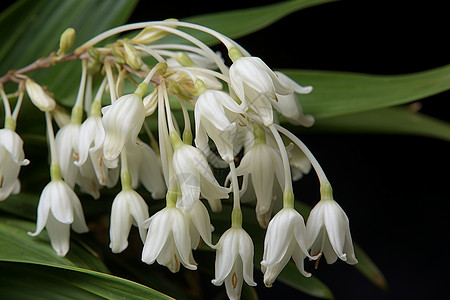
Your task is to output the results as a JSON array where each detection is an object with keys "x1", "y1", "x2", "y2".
[
  {"x1": 103, "y1": 151, "x2": 118, "y2": 162},
  {"x1": 260, "y1": 260, "x2": 269, "y2": 268},
  {"x1": 211, "y1": 279, "x2": 221, "y2": 286},
  {"x1": 222, "y1": 154, "x2": 234, "y2": 164},
  {"x1": 185, "y1": 263, "x2": 198, "y2": 271},
  {"x1": 248, "y1": 279, "x2": 257, "y2": 287},
  {"x1": 302, "y1": 271, "x2": 312, "y2": 278},
  {"x1": 55, "y1": 248, "x2": 69, "y2": 257},
  {"x1": 347, "y1": 256, "x2": 358, "y2": 265},
  {"x1": 263, "y1": 120, "x2": 273, "y2": 127},
  {"x1": 110, "y1": 241, "x2": 128, "y2": 254},
  {"x1": 21, "y1": 159, "x2": 30, "y2": 166},
  {"x1": 298, "y1": 86, "x2": 313, "y2": 94}
]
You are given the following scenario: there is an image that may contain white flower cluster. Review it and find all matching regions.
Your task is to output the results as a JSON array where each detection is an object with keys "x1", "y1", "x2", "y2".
[{"x1": 0, "y1": 21, "x2": 357, "y2": 299}]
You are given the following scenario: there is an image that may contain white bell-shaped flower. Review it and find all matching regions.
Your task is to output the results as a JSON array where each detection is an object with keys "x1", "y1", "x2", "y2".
[
  {"x1": 0, "y1": 128, "x2": 29, "y2": 201},
  {"x1": 272, "y1": 72, "x2": 314, "y2": 127},
  {"x1": 212, "y1": 227, "x2": 256, "y2": 300},
  {"x1": 141, "y1": 205, "x2": 197, "y2": 273},
  {"x1": 229, "y1": 57, "x2": 292, "y2": 126},
  {"x1": 29, "y1": 179, "x2": 89, "y2": 256},
  {"x1": 194, "y1": 90, "x2": 245, "y2": 163},
  {"x1": 55, "y1": 123, "x2": 80, "y2": 188},
  {"x1": 234, "y1": 127, "x2": 284, "y2": 219},
  {"x1": 75, "y1": 114, "x2": 110, "y2": 185},
  {"x1": 261, "y1": 208, "x2": 317, "y2": 287},
  {"x1": 109, "y1": 188, "x2": 149, "y2": 253},
  {"x1": 55, "y1": 123, "x2": 101, "y2": 199},
  {"x1": 102, "y1": 93, "x2": 145, "y2": 161},
  {"x1": 76, "y1": 157, "x2": 102, "y2": 199},
  {"x1": 171, "y1": 134, "x2": 230, "y2": 212},
  {"x1": 126, "y1": 139, "x2": 166, "y2": 199},
  {"x1": 285, "y1": 142, "x2": 311, "y2": 181},
  {"x1": 182, "y1": 200, "x2": 214, "y2": 249},
  {"x1": 306, "y1": 197, "x2": 358, "y2": 265}
]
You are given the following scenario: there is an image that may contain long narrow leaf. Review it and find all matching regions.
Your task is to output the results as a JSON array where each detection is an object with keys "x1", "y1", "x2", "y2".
[
  {"x1": 0, "y1": 216, "x2": 108, "y2": 272},
  {"x1": 281, "y1": 66, "x2": 450, "y2": 118},
  {"x1": 0, "y1": 262, "x2": 174, "y2": 300},
  {"x1": 303, "y1": 106, "x2": 450, "y2": 142}
]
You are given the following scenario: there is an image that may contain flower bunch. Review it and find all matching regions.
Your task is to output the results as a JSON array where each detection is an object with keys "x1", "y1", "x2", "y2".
[{"x1": 0, "y1": 20, "x2": 357, "y2": 299}]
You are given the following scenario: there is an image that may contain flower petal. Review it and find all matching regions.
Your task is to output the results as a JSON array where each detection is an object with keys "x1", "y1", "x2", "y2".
[
  {"x1": 46, "y1": 213, "x2": 71, "y2": 257},
  {"x1": 141, "y1": 210, "x2": 171, "y2": 264}
]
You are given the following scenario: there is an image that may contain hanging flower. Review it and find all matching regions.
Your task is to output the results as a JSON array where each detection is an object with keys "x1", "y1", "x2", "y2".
[
  {"x1": 212, "y1": 227, "x2": 256, "y2": 300},
  {"x1": 28, "y1": 179, "x2": 89, "y2": 256},
  {"x1": 229, "y1": 56, "x2": 292, "y2": 126},
  {"x1": 194, "y1": 90, "x2": 244, "y2": 163},
  {"x1": 234, "y1": 126, "x2": 284, "y2": 223},
  {"x1": 285, "y1": 142, "x2": 311, "y2": 181},
  {"x1": 306, "y1": 198, "x2": 358, "y2": 265},
  {"x1": 141, "y1": 206, "x2": 197, "y2": 273},
  {"x1": 271, "y1": 71, "x2": 314, "y2": 127},
  {"x1": 261, "y1": 208, "x2": 317, "y2": 287},
  {"x1": 126, "y1": 139, "x2": 166, "y2": 199},
  {"x1": 0, "y1": 128, "x2": 29, "y2": 201},
  {"x1": 182, "y1": 199, "x2": 214, "y2": 249},
  {"x1": 76, "y1": 114, "x2": 110, "y2": 185},
  {"x1": 171, "y1": 134, "x2": 230, "y2": 211},
  {"x1": 109, "y1": 188, "x2": 149, "y2": 253},
  {"x1": 55, "y1": 123, "x2": 80, "y2": 188},
  {"x1": 102, "y1": 93, "x2": 145, "y2": 161}
]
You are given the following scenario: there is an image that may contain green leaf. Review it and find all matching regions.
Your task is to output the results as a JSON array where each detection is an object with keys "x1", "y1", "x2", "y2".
[
  {"x1": 304, "y1": 106, "x2": 450, "y2": 142},
  {"x1": 281, "y1": 65, "x2": 450, "y2": 119},
  {"x1": 0, "y1": 262, "x2": 174, "y2": 300},
  {"x1": 0, "y1": 0, "x2": 138, "y2": 73},
  {"x1": 278, "y1": 263, "x2": 334, "y2": 299},
  {"x1": 0, "y1": 0, "x2": 138, "y2": 104},
  {"x1": 0, "y1": 216, "x2": 108, "y2": 273},
  {"x1": 354, "y1": 244, "x2": 388, "y2": 291},
  {"x1": 177, "y1": 0, "x2": 338, "y2": 46},
  {"x1": 0, "y1": 193, "x2": 39, "y2": 221},
  {"x1": 0, "y1": 215, "x2": 172, "y2": 299}
]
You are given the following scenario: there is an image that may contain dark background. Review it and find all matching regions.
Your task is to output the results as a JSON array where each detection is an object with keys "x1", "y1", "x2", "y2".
[
  {"x1": 126, "y1": 1, "x2": 450, "y2": 299},
  {"x1": 2, "y1": 0, "x2": 450, "y2": 299}
]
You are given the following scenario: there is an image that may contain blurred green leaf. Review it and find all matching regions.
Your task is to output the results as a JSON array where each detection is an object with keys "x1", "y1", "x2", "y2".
[
  {"x1": 304, "y1": 106, "x2": 450, "y2": 141},
  {"x1": 354, "y1": 244, "x2": 388, "y2": 291},
  {"x1": 0, "y1": 262, "x2": 174, "y2": 300},
  {"x1": 0, "y1": 0, "x2": 138, "y2": 73},
  {"x1": 0, "y1": 216, "x2": 108, "y2": 272},
  {"x1": 0, "y1": 0, "x2": 138, "y2": 104},
  {"x1": 281, "y1": 65, "x2": 450, "y2": 119},
  {"x1": 0, "y1": 193, "x2": 38, "y2": 221},
  {"x1": 278, "y1": 263, "x2": 334, "y2": 299}
]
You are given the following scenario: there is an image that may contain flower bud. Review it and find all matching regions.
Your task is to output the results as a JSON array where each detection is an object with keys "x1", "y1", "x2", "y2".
[
  {"x1": 123, "y1": 40, "x2": 143, "y2": 70},
  {"x1": 131, "y1": 19, "x2": 178, "y2": 44},
  {"x1": 57, "y1": 28, "x2": 76, "y2": 56},
  {"x1": 143, "y1": 89, "x2": 158, "y2": 116},
  {"x1": 25, "y1": 78, "x2": 56, "y2": 112}
]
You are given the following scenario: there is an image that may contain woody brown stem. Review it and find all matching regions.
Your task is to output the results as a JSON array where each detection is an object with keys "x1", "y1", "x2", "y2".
[{"x1": 0, "y1": 51, "x2": 90, "y2": 85}]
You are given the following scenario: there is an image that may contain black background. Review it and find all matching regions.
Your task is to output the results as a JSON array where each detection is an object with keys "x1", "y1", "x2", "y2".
[{"x1": 126, "y1": 1, "x2": 450, "y2": 299}]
